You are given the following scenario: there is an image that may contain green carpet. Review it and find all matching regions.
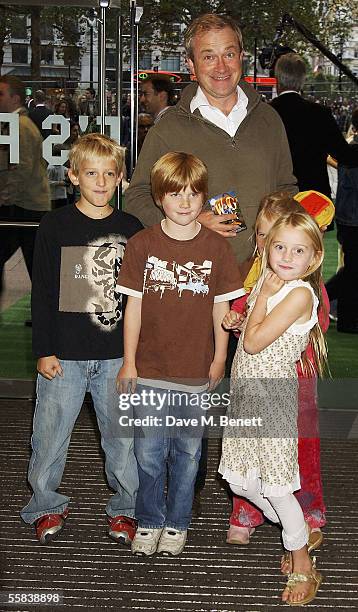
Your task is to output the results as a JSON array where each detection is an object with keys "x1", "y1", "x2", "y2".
[{"x1": 0, "y1": 230, "x2": 356, "y2": 387}]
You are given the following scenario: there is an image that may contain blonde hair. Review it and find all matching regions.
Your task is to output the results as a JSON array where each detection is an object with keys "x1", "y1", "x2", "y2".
[
  {"x1": 184, "y1": 13, "x2": 243, "y2": 61},
  {"x1": 151, "y1": 152, "x2": 208, "y2": 206},
  {"x1": 252, "y1": 191, "x2": 300, "y2": 253},
  {"x1": 261, "y1": 210, "x2": 328, "y2": 377},
  {"x1": 69, "y1": 133, "x2": 125, "y2": 176}
]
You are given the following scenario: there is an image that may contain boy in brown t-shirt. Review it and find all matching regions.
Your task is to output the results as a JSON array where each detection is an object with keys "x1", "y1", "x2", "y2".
[{"x1": 117, "y1": 152, "x2": 244, "y2": 557}]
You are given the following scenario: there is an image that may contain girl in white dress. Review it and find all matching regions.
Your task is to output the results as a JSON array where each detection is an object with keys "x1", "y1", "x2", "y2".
[{"x1": 220, "y1": 210, "x2": 328, "y2": 606}]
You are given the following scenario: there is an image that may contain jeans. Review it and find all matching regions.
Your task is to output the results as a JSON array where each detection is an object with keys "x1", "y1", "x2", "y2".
[
  {"x1": 133, "y1": 385, "x2": 205, "y2": 531},
  {"x1": 20, "y1": 359, "x2": 138, "y2": 524}
]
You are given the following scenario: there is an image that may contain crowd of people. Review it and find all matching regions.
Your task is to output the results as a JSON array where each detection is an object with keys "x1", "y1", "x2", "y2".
[{"x1": 1, "y1": 10, "x2": 358, "y2": 609}]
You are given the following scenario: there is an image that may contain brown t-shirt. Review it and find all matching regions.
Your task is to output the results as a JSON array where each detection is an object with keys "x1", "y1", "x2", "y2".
[{"x1": 118, "y1": 223, "x2": 244, "y2": 388}]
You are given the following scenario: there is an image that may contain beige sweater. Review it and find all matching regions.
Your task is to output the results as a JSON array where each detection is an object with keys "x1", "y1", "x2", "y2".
[
  {"x1": 125, "y1": 81, "x2": 297, "y2": 263},
  {"x1": 0, "y1": 107, "x2": 50, "y2": 211}
]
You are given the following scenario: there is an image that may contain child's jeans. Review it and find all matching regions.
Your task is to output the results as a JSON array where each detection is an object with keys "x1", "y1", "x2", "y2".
[
  {"x1": 133, "y1": 385, "x2": 205, "y2": 531},
  {"x1": 20, "y1": 359, "x2": 138, "y2": 524}
]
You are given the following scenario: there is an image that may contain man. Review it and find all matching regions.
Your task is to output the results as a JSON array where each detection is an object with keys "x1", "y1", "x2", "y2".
[
  {"x1": 28, "y1": 89, "x2": 53, "y2": 140},
  {"x1": 139, "y1": 76, "x2": 174, "y2": 124},
  {"x1": 125, "y1": 13, "x2": 296, "y2": 265},
  {"x1": 78, "y1": 87, "x2": 98, "y2": 120},
  {"x1": 0, "y1": 76, "x2": 50, "y2": 296},
  {"x1": 271, "y1": 52, "x2": 358, "y2": 198},
  {"x1": 125, "y1": 13, "x2": 296, "y2": 518}
]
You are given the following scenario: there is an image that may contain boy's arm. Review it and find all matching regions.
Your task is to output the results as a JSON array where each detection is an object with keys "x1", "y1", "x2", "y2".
[
  {"x1": 208, "y1": 300, "x2": 230, "y2": 391},
  {"x1": 31, "y1": 216, "x2": 60, "y2": 369},
  {"x1": 116, "y1": 295, "x2": 142, "y2": 394}
]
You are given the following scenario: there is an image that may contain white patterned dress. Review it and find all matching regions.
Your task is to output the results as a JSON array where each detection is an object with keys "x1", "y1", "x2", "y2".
[{"x1": 219, "y1": 278, "x2": 319, "y2": 497}]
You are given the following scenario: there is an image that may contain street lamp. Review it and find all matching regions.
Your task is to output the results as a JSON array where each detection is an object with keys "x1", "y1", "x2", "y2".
[{"x1": 80, "y1": 9, "x2": 97, "y2": 89}]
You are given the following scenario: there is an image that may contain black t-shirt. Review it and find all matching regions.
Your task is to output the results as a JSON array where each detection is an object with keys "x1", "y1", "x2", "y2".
[{"x1": 32, "y1": 204, "x2": 142, "y2": 360}]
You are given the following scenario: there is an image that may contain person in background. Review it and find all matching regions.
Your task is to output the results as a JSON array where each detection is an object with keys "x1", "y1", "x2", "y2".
[
  {"x1": 271, "y1": 53, "x2": 358, "y2": 199},
  {"x1": 47, "y1": 161, "x2": 68, "y2": 209},
  {"x1": 325, "y1": 107, "x2": 358, "y2": 333},
  {"x1": 139, "y1": 76, "x2": 174, "y2": 124},
  {"x1": 29, "y1": 89, "x2": 53, "y2": 140},
  {"x1": 0, "y1": 75, "x2": 50, "y2": 298}
]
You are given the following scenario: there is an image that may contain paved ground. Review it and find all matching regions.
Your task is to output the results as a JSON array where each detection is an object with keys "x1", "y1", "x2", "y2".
[{"x1": 0, "y1": 399, "x2": 357, "y2": 612}]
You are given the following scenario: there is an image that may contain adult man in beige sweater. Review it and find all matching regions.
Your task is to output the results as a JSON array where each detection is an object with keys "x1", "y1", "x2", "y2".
[
  {"x1": 125, "y1": 13, "x2": 297, "y2": 265},
  {"x1": 0, "y1": 76, "x2": 50, "y2": 296}
]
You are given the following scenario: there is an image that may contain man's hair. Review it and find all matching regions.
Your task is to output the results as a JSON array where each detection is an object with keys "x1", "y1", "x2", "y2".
[
  {"x1": 86, "y1": 87, "x2": 96, "y2": 98},
  {"x1": 144, "y1": 76, "x2": 174, "y2": 106},
  {"x1": 34, "y1": 89, "x2": 46, "y2": 104},
  {"x1": 0, "y1": 75, "x2": 26, "y2": 105},
  {"x1": 138, "y1": 112, "x2": 154, "y2": 125},
  {"x1": 151, "y1": 152, "x2": 208, "y2": 205},
  {"x1": 275, "y1": 52, "x2": 307, "y2": 93},
  {"x1": 69, "y1": 133, "x2": 125, "y2": 176},
  {"x1": 184, "y1": 13, "x2": 243, "y2": 61}
]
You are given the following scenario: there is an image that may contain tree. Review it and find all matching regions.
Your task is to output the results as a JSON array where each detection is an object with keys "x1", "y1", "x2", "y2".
[
  {"x1": 130, "y1": 0, "x2": 357, "y2": 67},
  {"x1": 0, "y1": 4, "x2": 84, "y2": 79}
]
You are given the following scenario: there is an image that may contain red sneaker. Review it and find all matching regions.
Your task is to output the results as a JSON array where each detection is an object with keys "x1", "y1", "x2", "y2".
[
  {"x1": 35, "y1": 509, "x2": 68, "y2": 545},
  {"x1": 108, "y1": 515, "x2": 136, "y2": 545}
]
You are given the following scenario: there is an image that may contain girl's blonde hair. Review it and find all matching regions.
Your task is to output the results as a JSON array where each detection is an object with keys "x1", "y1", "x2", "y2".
[
  {"x1": 255, "y1": 191, "x2": 299, "y2": 233},
  {"x1": 261, "y1": 210, "x2": 328, "y2": 377}
]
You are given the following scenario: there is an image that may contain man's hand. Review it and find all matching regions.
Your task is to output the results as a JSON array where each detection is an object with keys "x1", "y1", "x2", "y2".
[
  {"x1": 208, "y1": 359, "x2": 226, "y2": 391},
  {"x1": 37, "y1": 356, "x2": 63, "y2": 380},
  {"x1": 116, "y1": 363, "x2": 138, "y2": 394},
  {"x1": 198, "y1": 211, "x2": 239, "y2": 237},
  {"x1": 260, "y1": 271, "x2": 285, "y2": 299},
  {"x1": 222, "y1": 310, "x2": 246, "y2": 331}
]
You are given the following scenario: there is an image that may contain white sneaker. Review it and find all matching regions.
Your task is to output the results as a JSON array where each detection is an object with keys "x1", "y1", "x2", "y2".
[
  {"x1": 131, "y1": 527, "x2": 163, "y2": 556},
  {"x1": 157, "y1": 528, "x2": 187, "y2": 556}
]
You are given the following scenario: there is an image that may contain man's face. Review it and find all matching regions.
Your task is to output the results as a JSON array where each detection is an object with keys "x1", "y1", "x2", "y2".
[
  {"x1": 187, "y1": 27, "x2": 243, "y2": 109},
  {"x1": 0, "y1": 83, "x2": 19, "y2": 113},
  {"x1": 140, "y1": 81, "x2": 162, "y2": 116}
]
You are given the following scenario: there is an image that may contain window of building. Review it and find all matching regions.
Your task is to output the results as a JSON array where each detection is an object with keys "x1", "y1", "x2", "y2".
[
  {"x1": 40, "y1": 23, "x2": 54, "y2": 41},
  {"x1": 107, "y1": 48, "x2": 116, "y2": 68},
  {"x1": 63, "y1": 46, "x2": 80, "y2": 66},
  {"x1": 41, "y1": 45, "x2": 54, "y2": 65},
  {"x1": 12, "y1": 44, "x2": 28, "y2": 64},
  {"x1": 139, "y1": 52, "x2": 152, "y2": 70},
  {"x1": 161, "y1": 53, "x2": 180, "y2": 72},
  {"x1": 11, "y1": 15, "x2": 28, "y2": 39}
]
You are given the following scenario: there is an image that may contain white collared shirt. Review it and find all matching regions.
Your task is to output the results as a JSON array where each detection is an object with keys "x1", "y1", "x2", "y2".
[
  {"x1": 190, "y1": 85, "x2": 248, "y2": 137},
  {"x1": 154, "y1": 106, "x2": 171, "y2": 124}
]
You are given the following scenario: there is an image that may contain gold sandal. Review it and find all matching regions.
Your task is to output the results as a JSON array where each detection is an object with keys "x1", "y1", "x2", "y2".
[
  {"x1": 307, "y1": 528, "x2": 323, "y2": 553},
  {"x1": 284, "y1": 557, "x2": 322, "y2": 606},
  {"x1": 281, "y1": 525, "x2": 323, "y2": 575},
  {"x1": 281, "y1": 551, "x2": 292, "y2": 575}
]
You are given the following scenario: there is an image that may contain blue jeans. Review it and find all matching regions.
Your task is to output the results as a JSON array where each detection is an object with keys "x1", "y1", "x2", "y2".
[
  {"x1": 133, "y1": 385, "x2": 205, "y2": 531},
  {"x1": 20, "y1": 359, "x2": 138, "y2": 524}
]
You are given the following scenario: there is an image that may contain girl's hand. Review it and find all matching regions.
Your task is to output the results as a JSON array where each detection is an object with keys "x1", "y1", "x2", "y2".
[
  {"x1": 260, "y1": 271, "x2": 285, "y2": 299},
  {"x1": 116, "y1": 363, "x2": 137, "y2": 394},
  {"x1": 222, "y1": 310, "x2": 245, "y2": 331}
]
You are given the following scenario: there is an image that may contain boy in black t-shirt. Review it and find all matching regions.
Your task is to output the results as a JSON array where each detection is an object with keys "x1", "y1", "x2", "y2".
[{"x1": 20, "y1": 134, "x2": 142, "y2": 545}]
